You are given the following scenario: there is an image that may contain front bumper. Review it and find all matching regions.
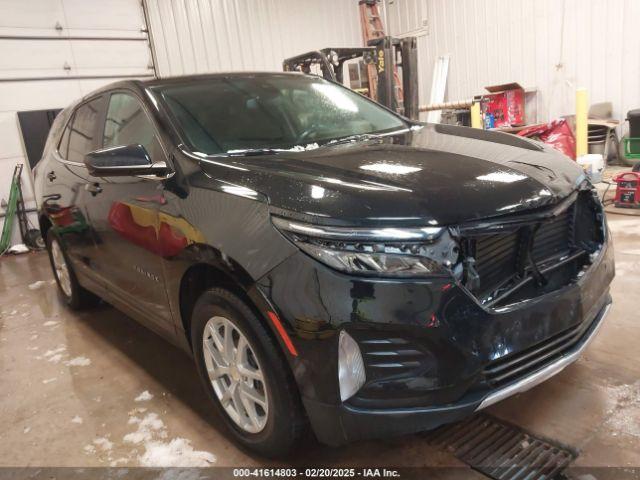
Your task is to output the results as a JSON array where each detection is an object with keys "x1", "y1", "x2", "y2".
[
  {"x1": 303, "y1": 298, "x2": 611, "y2": 445},
  {"x1": 477, "y1": 301, "x2": 611, "y2": 410},
  {"x1": 256, "y1": 228, "x2": 615, "y2": 446}
]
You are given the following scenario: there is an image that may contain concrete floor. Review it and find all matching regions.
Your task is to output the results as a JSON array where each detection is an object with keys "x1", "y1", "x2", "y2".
[{"x1": 0, "y1": 213, "x2": 639, "y2": 472}]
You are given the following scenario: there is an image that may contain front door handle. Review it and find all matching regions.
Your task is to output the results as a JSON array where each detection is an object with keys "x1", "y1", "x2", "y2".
[
  {"x1": 85, "y1": 182, "x2": 102, "y2": 196},
  {"x1": 47, "y1": 171, "x2": 56, "y2": 182}
]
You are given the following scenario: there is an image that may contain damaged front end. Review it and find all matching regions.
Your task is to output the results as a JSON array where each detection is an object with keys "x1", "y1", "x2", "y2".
[
  {"x1": 453, "y1": 185, "x2": 606, "y2": 309},
  {"x1": 259, "y1": 181, "x2": 613, "y2": 445}
]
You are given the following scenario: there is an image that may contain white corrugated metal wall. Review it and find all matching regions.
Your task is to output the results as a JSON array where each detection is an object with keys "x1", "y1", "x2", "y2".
[
  {"x1": 0, "y1": 0, "x2": 154, "y2": 245},
  {"x1": 4, "y1": 0, "x2": 638, "y2": 246},
  {"x1": 386, "y1": 0, "x2": 640, "y2": 126},
  {"x1": 144, "y1": 0, "x2": 363, "y2": 76}
]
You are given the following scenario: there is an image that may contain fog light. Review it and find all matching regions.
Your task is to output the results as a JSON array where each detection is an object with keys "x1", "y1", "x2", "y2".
[{"x1": 338, "y1": 330, "x2": 366, "y2": 402}]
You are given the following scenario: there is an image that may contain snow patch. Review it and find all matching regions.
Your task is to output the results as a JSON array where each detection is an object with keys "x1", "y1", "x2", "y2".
[
  {"x1": 93, "y1": 437, "x2": 114, "y2": 451},
  {"x1": 110, "y1": 457, "x2": 128, "y2": 467},
  {"x1": 134, "y1": 390, "x2": 153, "y2": 402},
  {"x1": 123, "y1": 431, "x2": 150, "y2": 445},
  {"x1": 48, "y1": 354, "x2": 64, "y2": 364},
  {"x1": 122, "y1": 411, "x2": 216, "y2": 467},
  {"x1": 71, "y1": 415, "x2": 83, "y2": 424},
  {"x1": 123, "y1": 412, "x2": 165, "y2": 444},
  {"x1": 23, "y1": 427, "x2": 31, "y2": 434},
  {"x1": 284, "y1": 142, "x2": 319, "y2": 152},
  {"x1": 603, "y1": 381, "x2": 640, "y2": 438},
  {"x1": 608, "y1": 405, "x2": 640, "y2": 438},
  {"x1": 28, "y1": 281, "x2": 47, "y2": 290},
  {"x1": 83, "y1": 444, "x2": 96, "y2": 454},
  {"x1": 65, "y1": 356, "x2": 91, "y2": 367},
  {"x1": 121, "y1": 408, "x2": 216, "y2": 467},
  {"x1": 42, "y1": 377, "x2": 57, "y2": 384},
  {"x1": 138, "y1": 438, "x2": 216, "y2": 467},
  {"x1": 43, "y1": 321, "x2": 59, "y2": 327},
  {"x1": 43, "y1": 346, "x2": 66, "y2": 358},
  {"x1": 128, "y1": 407, "x2": 147, "y2": 415}
]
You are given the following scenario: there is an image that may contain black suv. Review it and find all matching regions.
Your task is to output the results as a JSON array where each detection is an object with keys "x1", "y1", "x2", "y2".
[{"x1": 35, "y1": 73, "x2": 614, "y2": 456}]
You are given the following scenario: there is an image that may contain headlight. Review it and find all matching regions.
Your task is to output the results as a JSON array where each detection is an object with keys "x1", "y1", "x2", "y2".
[
  {"x1": 272, "y1": 216, "x2": 459, "y2": 278},
  {"x1": 338, "y1": 330, "x2": 365, "y2": 401}
]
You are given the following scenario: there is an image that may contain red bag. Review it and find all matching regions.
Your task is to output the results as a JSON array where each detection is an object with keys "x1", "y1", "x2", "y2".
[{"x1": 517, "y1": 119, "x2": 576, "y2": 160}]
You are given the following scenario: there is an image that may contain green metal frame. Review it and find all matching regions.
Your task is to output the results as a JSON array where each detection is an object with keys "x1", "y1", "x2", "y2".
[
  {"x1": 623, "y1": 137, "x2": 640, "y2": 159},
  {"x1": 0, "y1": 166, "x2": 22, "y2": 252}
]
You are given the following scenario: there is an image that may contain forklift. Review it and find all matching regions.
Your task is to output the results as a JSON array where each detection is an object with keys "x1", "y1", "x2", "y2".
[{"x1": 282, "y1": 35, "x2": 419, "y2": 120}]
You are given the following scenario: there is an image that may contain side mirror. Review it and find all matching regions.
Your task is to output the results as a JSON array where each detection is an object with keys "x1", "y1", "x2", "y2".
[{"x1": 85, "y1": 144, "x2": 169, "y2": 177}]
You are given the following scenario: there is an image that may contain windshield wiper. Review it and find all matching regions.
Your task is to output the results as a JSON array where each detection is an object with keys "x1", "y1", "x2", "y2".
[
  {"x1": 226, "y1": 148, "x2": 281, "y2": 157},
  {"x1": 324, "y1": 133, "x2": 383, "y2": 147}
]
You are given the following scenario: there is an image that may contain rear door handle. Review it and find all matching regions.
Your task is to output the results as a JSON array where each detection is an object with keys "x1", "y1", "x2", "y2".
[
  {"x1": 47, "y1": 171, "x2": 56, "y2": 182},
  {"x1": 85, "y1": 182, "x2": 102, "y2": 196}
]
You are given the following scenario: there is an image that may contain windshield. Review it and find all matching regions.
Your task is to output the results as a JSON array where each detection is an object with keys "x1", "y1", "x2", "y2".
[{"x1": 155, "y1": 74, "x2": 406, "y2": 155}]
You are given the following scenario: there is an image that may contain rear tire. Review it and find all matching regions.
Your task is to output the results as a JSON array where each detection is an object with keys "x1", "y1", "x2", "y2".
[
  {"x1": 191, "y1": 288, "x2": 306, "y2": 457},
  {"x1": 46, "y1": 230, "x2": 99, "y2": 309}
]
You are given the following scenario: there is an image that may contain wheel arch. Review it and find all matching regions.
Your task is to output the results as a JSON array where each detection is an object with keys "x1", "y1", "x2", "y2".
[
  {"x1": 178, "y1": 261, "x2": 249, "y2": 344},
  {"x1": 181, "y1": 258, "x2": 308, "y2": 454},
  {"x1": 175, "y1": 246, "x2": 288, "y2": 357}
]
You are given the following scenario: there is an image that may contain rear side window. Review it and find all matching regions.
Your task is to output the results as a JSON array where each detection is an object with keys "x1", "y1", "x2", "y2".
[
  {"x1": 57, "y1": 116, "x2": 72, "y2": 159},
  {"x1": 64, "y1": 97, "x2": 103, "y2": 163},
  {"x1": 103, "y1": 93, "x2": 163, "y2": 161}
]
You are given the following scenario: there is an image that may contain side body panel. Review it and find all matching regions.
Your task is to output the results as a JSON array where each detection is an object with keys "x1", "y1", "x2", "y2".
[
  {"x1": 40, "y1": 97, "x2": 107, "y2": 293},
  {"x1": 84, "y1": 89, "x2": 174, "y2": 336}
]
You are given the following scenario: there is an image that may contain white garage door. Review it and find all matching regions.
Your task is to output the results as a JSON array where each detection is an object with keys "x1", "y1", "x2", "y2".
[{"x1": 0, "y1": 0, "x2": 155, "y2": 245}]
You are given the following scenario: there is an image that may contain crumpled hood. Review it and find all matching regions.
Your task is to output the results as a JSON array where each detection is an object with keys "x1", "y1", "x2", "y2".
[{"x1": 197, "y1": 124, "x2": 586, "y2": 227}]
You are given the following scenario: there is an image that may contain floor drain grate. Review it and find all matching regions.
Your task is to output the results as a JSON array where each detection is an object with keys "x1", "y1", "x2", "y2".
[{"x1": 428, "y1": 413, "x2": 576, "y2": 480}]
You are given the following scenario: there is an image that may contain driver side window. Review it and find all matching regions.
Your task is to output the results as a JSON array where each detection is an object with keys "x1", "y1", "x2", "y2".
[{"x1": 103, "y1": 93, "x2": 163, "y2": 161}]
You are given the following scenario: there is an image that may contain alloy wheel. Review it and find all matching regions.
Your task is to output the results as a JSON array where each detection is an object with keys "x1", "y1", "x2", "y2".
[
  {"x1": 51, "y1": 239, "x2": 72, "y2": 297},
  {"x1": 202, "y1": 316, "x2": 269, "y2": 433}
]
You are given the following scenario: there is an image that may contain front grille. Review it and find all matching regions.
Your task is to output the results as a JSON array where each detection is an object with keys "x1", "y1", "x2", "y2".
[
  {"x1": 531, "y1": 208, "x2": 572, "y2": 262},
  {"x1": 482, "y1": 319, "x2": 589, "y2": 388},
  {"x1": 475, "y1": 232, "x2": 519, "y2": 293},
  {"x1": 466, "y1": 191, "x2": 602, "y2": 303},
  {"x1": 474, "y1": 207, "x2": 573, "y2": 296}
]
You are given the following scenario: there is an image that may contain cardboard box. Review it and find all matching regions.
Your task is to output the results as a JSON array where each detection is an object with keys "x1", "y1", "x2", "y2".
[{"x1": 481, "y1": 82, "x2": 525, "y2": 128}]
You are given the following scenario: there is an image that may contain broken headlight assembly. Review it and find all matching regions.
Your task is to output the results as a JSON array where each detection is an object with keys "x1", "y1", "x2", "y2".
[{"x1": 272, "y1": 216, "x2": 460, "y2": 278}]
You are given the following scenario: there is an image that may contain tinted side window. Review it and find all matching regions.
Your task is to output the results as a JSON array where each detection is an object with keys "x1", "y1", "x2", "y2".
[
  {"x1": 67, "y1": 97, "x2": 103, "y2": 163},
  {"x1": 103, "y1": 93, "x2": 163, "y2": 160}
]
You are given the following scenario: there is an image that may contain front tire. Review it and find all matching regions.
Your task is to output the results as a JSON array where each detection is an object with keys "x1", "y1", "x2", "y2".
[
  {"x1": 46, "y1": 230, "x2": 99, "y2": 309},
  {"x1": 191, "y1": 288, "x2": 306, "y2": 457}
]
